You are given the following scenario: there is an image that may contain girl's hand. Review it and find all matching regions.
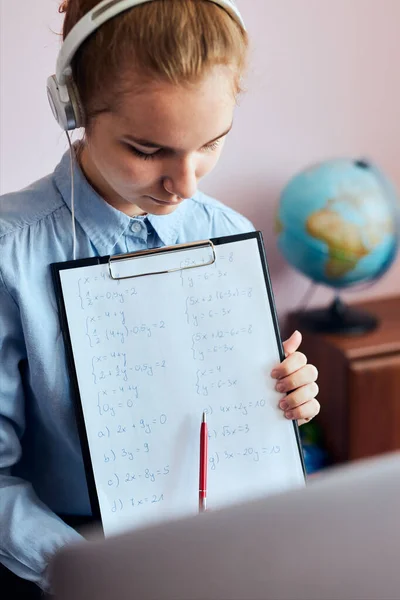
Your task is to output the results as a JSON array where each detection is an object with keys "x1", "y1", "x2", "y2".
[{"x1": 271, "y1": 330, "x2": 320, "y2": 426}]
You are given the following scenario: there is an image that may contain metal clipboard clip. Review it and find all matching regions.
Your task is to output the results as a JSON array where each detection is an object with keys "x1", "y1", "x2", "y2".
[{"x1": 108, "y1": 240, "x2": 216, "y2": 281}]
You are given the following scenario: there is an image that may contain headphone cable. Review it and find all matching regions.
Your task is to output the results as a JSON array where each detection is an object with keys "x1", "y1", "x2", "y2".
[{"x1": 65, "y1": 131, "x2": 77, "y2": 260}]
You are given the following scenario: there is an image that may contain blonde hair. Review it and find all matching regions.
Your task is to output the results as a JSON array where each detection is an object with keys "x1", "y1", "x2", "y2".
[{"x1": 59, "y1": 0, "x2": 248, "y2": 124}]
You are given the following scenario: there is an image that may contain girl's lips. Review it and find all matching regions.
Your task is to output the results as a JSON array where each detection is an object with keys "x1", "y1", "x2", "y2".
[{"x1": 148, "y1": 196, "x2": 182, "y2": 206}]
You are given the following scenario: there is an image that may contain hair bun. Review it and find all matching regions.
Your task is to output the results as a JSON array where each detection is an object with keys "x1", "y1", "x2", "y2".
[{"x1": 59, "y1": 1, "x2": 69, "y2": 13}]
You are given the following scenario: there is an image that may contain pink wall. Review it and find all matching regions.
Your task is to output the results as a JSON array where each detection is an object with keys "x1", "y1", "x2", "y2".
[{"x1": 2, "y1": 0, "x2": 400, "y2": 321}]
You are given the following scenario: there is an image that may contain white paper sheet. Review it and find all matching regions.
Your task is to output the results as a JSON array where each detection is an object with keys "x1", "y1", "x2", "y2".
[{"x1": 59, "y1": 237, "x2": 304, "y2": 536}]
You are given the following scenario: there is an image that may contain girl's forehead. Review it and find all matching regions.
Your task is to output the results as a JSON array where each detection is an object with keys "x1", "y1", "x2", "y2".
[
  {"x1": 110, "y1": 68, "x2": 236, "y2": 143},
  {"x1": 116, "y1": 65, "x2": 237, "y2": 107}
]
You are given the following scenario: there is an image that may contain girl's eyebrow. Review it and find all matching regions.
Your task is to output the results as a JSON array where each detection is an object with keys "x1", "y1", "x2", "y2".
[{"x1": 122, "y1": 123, "x2": 233, "y2": 151}]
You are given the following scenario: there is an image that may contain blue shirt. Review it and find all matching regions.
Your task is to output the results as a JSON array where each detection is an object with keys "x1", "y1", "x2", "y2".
[{"x1": 0, "y1": 149, "x2": 253, "y2": 589}]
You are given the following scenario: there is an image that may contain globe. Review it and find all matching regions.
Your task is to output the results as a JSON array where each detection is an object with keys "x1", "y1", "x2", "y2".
[{"x1": 276, "y1": 159, "x2": 399, "y2": 333}]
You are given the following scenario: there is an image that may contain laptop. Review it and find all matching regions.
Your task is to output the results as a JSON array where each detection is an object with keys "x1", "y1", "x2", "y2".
[{"x1": 51, "y1": 452, "x2": 400, "y2": 600}]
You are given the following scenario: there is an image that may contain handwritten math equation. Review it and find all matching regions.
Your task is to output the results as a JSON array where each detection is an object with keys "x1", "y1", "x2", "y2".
[
  {"x1": 209, "y1": 445, "x2": 282, "y2": 470},
  {"x1": 85, "y1": 311, "x2": 167, "y2": 347},
  {"x1": 204, "y1": 399, "x2": 268, "y2": 417},
  {"x1": 107, "y1": 464, "x2": 170, "y2": 488},
  {"x1": 91, "y1": 354, "x2": 166, "y2": 385},
  {"x1": 111, "y1": 493, "x2": 165, "y2": 513}
]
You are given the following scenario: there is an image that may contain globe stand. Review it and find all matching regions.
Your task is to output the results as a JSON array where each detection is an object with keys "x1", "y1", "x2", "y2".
[{"x1": 297, "y1": 296, "x2": 378, "y2": 335}]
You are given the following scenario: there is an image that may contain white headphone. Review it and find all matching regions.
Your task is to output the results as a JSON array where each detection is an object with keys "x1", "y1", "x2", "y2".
[{"x1": 47, "y1": 0, "x2": 246, "y2": 131}]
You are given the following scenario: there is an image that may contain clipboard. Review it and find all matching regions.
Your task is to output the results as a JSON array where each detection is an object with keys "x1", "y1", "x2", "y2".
[{"x1": 51, "y1": 231, "x2": 306, "y2": 536}]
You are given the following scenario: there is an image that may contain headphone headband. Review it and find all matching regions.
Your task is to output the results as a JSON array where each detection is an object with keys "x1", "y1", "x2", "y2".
[{"x1": 47, "y1": 0, "x2": 246, "y2": 130}]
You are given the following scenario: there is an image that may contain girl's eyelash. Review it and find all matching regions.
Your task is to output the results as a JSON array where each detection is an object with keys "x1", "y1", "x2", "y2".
[
  {"x1": 128, "y1": 146, "x2": 157, "y2": 161},
  {"x1": 126, "y1": 138, "x2": 221, "y2": 160},
  {"x1": 203, "y1": 140, "x2": 221, "y2": 152}
]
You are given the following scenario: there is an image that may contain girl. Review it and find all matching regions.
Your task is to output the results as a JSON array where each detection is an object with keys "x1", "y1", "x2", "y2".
[{"x1": 0, "y1": 0, "x2": 320, "y2": 595}]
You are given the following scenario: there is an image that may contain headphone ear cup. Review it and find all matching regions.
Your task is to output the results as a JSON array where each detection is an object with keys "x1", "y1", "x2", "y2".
[
  {"x1": 46, "y1": 75, "x2": 68, "y2": 130},
  {"x1": 68, "y1": 78, "x2": 86, "y2": 129},
  {"x1": 46, "y1": 75, "x2": 84, "y2": 131}
]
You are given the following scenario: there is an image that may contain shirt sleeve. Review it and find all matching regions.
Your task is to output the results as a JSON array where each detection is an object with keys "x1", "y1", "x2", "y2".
[{"x1": 0, "y1": 268, "x2": 82, "y2": 591}]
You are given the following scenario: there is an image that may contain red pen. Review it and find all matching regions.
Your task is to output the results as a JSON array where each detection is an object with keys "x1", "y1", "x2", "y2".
[{"x1": 199, "y1": 411, "x2": 208, "y2": 513}]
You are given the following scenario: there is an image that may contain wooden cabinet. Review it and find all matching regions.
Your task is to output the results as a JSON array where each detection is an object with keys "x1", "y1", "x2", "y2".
[{"x1": 288, "y1": 296, "x2": 400, "y2": 463}]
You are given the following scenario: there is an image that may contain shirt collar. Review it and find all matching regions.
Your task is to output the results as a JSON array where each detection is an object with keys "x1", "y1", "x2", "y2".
[
  {"x1": 53, "y1": 148, "x2": 188, "y2": 254},
  {"x1": 146, "y1": 203, "x2": 187, "y2": 246}
]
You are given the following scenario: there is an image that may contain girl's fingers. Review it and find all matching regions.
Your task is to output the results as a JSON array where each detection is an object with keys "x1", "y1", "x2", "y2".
[
  {"x1": 275, "y1": 364, "x2": 318, "y2": 394},
  {"x1": 282, "y1": 330, "x2": 302, "y2": 357},
  {"x1": 285, "y1": 397, "x2": 321, "y2": 424},
  {"x1": 271, "y1": 351, "x2": 307, "y2": 380},
  {"x1": 279, "y1": 382, "x2": 319, "y2": 411}
]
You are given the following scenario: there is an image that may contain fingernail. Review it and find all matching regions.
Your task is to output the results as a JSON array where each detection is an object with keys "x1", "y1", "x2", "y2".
[
  {"x1": 280, "y1": 400, "x2": 289, "y2": 410},
  {"x1": 284, "y1": 411, "x2": 293, "y2": 419},
  {"x1": 271, "y1": 369, "x2": 279, "y2": 378},
  {"x1": 276, "y1": 382, "x2": 285, "y2": 392}
]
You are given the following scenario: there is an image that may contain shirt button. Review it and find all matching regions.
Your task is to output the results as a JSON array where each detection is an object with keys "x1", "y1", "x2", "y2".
[{"x1": 131, "y1": 222, "x2": 142, "y2": 233}]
